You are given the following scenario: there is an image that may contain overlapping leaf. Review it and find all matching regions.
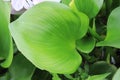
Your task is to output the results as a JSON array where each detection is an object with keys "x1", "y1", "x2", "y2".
[
  {"x1": 10, "y1": 2, "x2": 89, "y2": 74},
  {"x1": 0, "y1": 0, "x2": 13, "y2": 68},
  {"x1": 74, "y1": 0, "x2": 103, "y2": 18},
  {"x1": 9, "y1": 53, "x2": 35, "y2": 80},
  {"x1": 52, "y1": 74, "x2": 61, "y2": 80},
  {"x1": 89, "y1": 61, "x2": 117, "y2": 79},
  {"x1": 97, "y1": 7, "x2": 120, "y2": 48},
  {"x1": 87, "y1": 73, "x2": 110, "y2": 80},
  {"x1": 76, "y1": 36, "x2": 95, "y2": 53},
  {"x1": 112, "y1": 68, "x2": 120, "y2": 80}
]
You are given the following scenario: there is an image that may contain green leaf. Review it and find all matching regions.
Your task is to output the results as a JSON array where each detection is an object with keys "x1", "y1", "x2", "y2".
[
  {"x1": 97, "y1": 7, "x2": 120, "y2": 48},
  {"x1": 87, "y1": 73, "x2": 110, "y2": 80},
  {"x1": 74, "y1": 0, "x2": 103, "y2": 18},
  {"x1": 9, "y1": 53, "x2": 35, "y2": 80},
  {"x1": 0, "y1": 0, "x2": 13, "y2": 67},
  {"x1": 76, "y1": 36, "x2": 95, "y2": 53},
  {"x1": 112, "y1": 68, "x2": 120, "y2": 80},
  {"x1": 89, "y1": 61, "x2": 117, "y2": 79},
  {"x1": 76, "y1": 12, "x2": 89, "y2": 39},
  {"x1": 9, "y1": 2, "x2": 89, "y2": 74},
  {"x1": 64, "y1": 74, "x2": 74, "y2": 80},
  {"x1": 52, "y1": 74, "x2": 61, "y2": 80},
  {"x1": 69, "y1": 0, "x2": 89, "y2": 39}
]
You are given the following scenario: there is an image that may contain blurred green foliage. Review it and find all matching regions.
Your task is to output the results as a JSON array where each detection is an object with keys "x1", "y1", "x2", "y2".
[{"x1": 1, "y1": 0, "x2": 120, "y2": 80}]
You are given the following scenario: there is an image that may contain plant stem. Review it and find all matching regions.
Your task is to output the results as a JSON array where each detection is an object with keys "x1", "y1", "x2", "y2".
[{"x1": 88, "y1": 27, "x2": 104, "y2": 41}]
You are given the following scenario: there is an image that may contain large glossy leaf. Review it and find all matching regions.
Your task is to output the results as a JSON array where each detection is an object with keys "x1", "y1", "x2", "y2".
[
  {"x1": 97, "y1": 7, "x2": 120, "y2": 48},
  {"x1": 74, "y1": 0, "x2": 103, "y2": 18},
  {"x1": 76, "y1": 36, "x2": 95, "y2": 53},
  {"x1": 0, "y1": 0, "x2": 13, "y2": 67},
  {"x1": 9, "y1": 53, "x2": 35, "y2": 80},
  {"x1": 112, "y1": 68, "x2": 120, "y2": 80},
  {"x1": 9, "y1": 2, "x2": 89, "y2": 74}
]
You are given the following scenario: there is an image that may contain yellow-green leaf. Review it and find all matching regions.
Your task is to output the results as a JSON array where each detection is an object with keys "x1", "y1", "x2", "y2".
[
  {"x1": 0, "y1": 0, "x2": 13, "y2": 68},
  {"x1": 112, "y1": 68, "x2": 120, "y2": 80},
  {"x1": 74, "y1": 0, "x2": 103, "y2": 18},
  {"x1": 76, "y1": 36, "x2": 95, "y2": 53},
  {"x1": 9, "y1": 2, "x2": 90, "y2": 74}
]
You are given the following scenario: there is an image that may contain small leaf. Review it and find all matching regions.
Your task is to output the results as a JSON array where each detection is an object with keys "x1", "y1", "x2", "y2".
[
  {"x1": 89, "y1": 61, "x2": 117, "y2": 79},
  {"x1": 0, "y1": 0, "x2": 13, "y2": 68},
  {"x1": 97, "y1": 7, "x2": 120, "y2": 48},
  {"x1": 76, "y1": 36, "x2": 96, "y2": 53},
  {"x1": 9, "y1": 2, "x2": 89, "y2": 74},
  {"x1": 64, "y1": 74, "x2": 74, "y2": 80},
  {"x1": 9, "y1": 53, "x2": 35, "y2": 80},
  {"x1": 112, "y1": 68, "x2": 120, "y2": 80},
  {"x1": 87, "y1": 73, "x2": 110, "y2": 80},
  {"x1": 52, "y1": 74, "x2": 61, "y2": 80},
  {"x1": 74, "y1": 0, "x2": 103, "y2": 18}
]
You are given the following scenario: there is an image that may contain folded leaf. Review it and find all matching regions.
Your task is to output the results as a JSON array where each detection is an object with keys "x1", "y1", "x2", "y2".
[
  {"x1": 76, "y1": 36, "x2": 95, "y2": 53},
  {"x1": 74, "y1": 0, "x2": 103, "y2": 18},
  {"x1": 9, "y1": 2, "x2": 89, "y2": 74},
  {"x1": 97, "y1": 7, "x2": 120, "y2": 48},
  {"x1": 0, "y1": 0, "x2": 13, "y2": 68}
]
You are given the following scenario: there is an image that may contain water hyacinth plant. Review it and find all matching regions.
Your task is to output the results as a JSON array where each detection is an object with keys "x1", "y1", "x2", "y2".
[{"x1": 1, "y1": 0, "x2": 120, "y2": 80}]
